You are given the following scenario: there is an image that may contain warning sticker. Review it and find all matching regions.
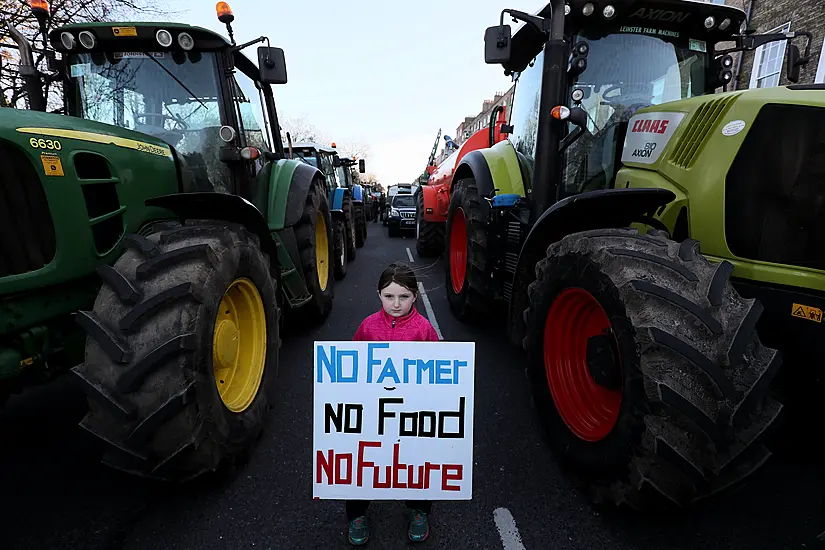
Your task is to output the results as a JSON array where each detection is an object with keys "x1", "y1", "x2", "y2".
[
  {"x1": 40, "y1": 153, "x2": 64, "y2": 177},
  {"x1": 112, "y1": 26, "x2": 138, "y2": 37},
  {"x1": 791, "y1": 303, "x2": 822, "y2": 323}
]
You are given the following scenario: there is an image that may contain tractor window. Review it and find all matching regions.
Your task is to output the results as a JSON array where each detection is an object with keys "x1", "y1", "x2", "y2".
[
  {"x1": 561, "y1": 32, "x2": 709, "y2": 196},
  {"x1": 67, "y1": 51, "x2": 232, "y2": 193},
  {"x1": 506, "y1": 49, "x2": 545, "y2": 189},
  {"x1": 336, "y1": 165, "x2": 351, "y2": 188},
  {"x1": 231, "y1": 66, "x2": 270, "y2": 153}
]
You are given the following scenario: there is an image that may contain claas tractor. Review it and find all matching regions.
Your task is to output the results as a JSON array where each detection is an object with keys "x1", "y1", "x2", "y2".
[
  {"x1": 415, "y1": 117, "x2": 509, "y2": 257},
  {"x1": 0, "y1": 2, "x2": 336, "y2": 481},
  {"x1": 445, "y1": 0, "x2": 821, "y2": 509},
  {"x1": 334, "y1": 153, "x2": 368, "y2": 249},
  {"x1": 285, "y1": 141, "x2": 354, "y2": 280}
]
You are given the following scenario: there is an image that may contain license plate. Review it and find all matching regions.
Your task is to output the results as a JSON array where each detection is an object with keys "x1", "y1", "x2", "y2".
[{"x1": 403, "y1": 220, "x2": 414, "y2": 225}]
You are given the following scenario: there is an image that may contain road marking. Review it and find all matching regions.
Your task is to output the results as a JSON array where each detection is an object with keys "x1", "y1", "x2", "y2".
[
  {"x1": 494, "y1": 508, "x2": 527, "y2": 550},
  {"x1": 417, "y1": 282, "x2": 443, "y2": 340},
  {"x1": 406, "y1": 247, "x2": 415, "y2": 263}
]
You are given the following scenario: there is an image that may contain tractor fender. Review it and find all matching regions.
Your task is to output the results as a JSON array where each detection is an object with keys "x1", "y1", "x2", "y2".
[
  {"x1": 283, "y1": 162, "x2": 324, "y2": 228},
  {"x1": 330, "y1": 187, "x2": 346, "y2": 211},
  {"x1": 351, "y1": 184, "x2": 364, "y2": 203},
  {"x1": 252, "y1": 159, "x2": 324, "y2": 230},
  {"x1": 507, "y1": 188, "x2": 676, "y2": 342},
  {"x1": 145, "y1": 192, "x2": 279, "y2": 263},
  {"x1": 452, "y1": 140, "x2": 527, "y2": 199}
]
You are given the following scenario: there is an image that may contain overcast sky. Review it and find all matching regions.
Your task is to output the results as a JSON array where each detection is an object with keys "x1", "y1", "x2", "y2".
[{"x1": 167, "y1": 0, "x2": 517, "y2": 185}]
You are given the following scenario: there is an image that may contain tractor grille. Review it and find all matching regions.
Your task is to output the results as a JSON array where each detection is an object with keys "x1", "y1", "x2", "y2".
[
  {"x1": 725, "y1": 104, "x2": 825, "y2": 272},
  {"x1": 670, "y1": 96, "x2": 736, "y2": 169},
  {"x1": 0, "y1": 140, "x2": 56, "y2": 277}
]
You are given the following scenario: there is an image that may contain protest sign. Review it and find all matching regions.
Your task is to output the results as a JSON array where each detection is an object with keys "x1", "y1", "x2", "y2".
[{"x1": 313, "y1": 341, "x2": 475, "y2": 500}]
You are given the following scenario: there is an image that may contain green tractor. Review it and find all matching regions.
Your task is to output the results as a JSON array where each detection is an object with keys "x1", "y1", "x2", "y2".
[
  {"x1": 0, "y1": 3, "x2": 334, "y2": 480},
  {"x1": 445, "y1": 0, "x2": 822, "y2": 508}
]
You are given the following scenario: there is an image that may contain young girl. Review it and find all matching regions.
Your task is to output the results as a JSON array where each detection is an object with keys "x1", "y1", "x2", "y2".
[{"x1": 347, "y1": 262, "x2": 440, "y2": 545}]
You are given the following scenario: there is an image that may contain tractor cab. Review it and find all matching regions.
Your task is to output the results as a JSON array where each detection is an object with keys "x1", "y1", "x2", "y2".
[
  {"x1": 287, "y1": 142, "x2": 340, "y2": 192},
  {"x1": 46, "y1": 3, "x2": 288, "y2": 197},
  {"x1": 487, "y1": 0, "x2": 810, "y2": 215}
]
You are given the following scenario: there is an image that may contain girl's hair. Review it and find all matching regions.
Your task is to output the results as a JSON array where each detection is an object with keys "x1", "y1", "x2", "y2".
[{"x1": 377, "y1": 262, "x2": 418, "y2": 294}]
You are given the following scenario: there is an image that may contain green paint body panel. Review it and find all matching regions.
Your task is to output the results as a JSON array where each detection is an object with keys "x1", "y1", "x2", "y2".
[
  {"x1": 481, "y1": 140, "x2": 527, "y2": 198},
  {"x1": 618, "y1": 86, "x2": 825, "y2": 293},
  {"x1": 266, "y1": 159, "x2": 301, "y2": 231}
]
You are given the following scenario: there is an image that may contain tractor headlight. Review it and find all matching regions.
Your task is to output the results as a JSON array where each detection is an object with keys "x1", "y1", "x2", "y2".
[
  {"x1": 177, "y1": 32, "x2": 195, "y2": 51},
  {"x1": 704, "y1": 16, "x2": 716, "y2": 29},
  {"x1": 156, "y1": 28, "x2": 173, "y2": 48},
  {"x1": 60, "y1": 32, "x2": 76, "y2": 50},
  {"x1": 78, "y1": 30, "x2": 96, "y2": 49}
]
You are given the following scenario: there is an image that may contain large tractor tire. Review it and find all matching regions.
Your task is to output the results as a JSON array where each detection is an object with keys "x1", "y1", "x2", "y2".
[
  {"x1": 333, "y1": 216, "x2": 347, "y2": 281},
  {"x1": 294, "y1": 178, "x2": 334, "y2": 323},
  {"x1": 354, "y1": 202, "x2": 366, "y2": 248},
  {"x1": 73, "y1": 221, "x2": 279, "y2": 481},
  {"x1": 522, "y1": 228, "x2": 782, "y2": 509},
  {"x1": 416, "y1": 191, "x2": 445, "y2": 258},
  {"x1": 343, "y1": 197, "x2": 357, "y2": 261},
  {"x1": 445, "y1": 177, "x2": 493, "y2": 320}
]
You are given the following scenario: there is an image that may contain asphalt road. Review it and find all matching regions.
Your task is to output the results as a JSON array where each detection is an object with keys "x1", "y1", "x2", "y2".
[{"x1": 1, "y1": 221, "x2": 823, "y2": 549}]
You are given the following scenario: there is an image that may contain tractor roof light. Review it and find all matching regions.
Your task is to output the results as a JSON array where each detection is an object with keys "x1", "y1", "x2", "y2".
[
  {"x1": 178, "y1": 32, "x2": 195, "y2": 51},
  {"x1": 216, "y1": 2, "x2": 234, "y2": 23},
  {"x1": 60, "y1": 31, "x2": 76, "y2": 50},
  {"x1": 719, "y1": 18, "x2": 731, "y2": 31},
  {"x1": 603, "y1": 5, "x2": 615, "y2": 19},
  {"x1": 30, "y1": 0, "x2": 50, "y2": 17},
  {"x1": 219, "y1": 125, "x2": 236, "y2": 142},
  {"x1": 582, "y1": 3, "x2": 595, "y2": 16},
  {"x1": 156, "y1": 29, "x2": 173, "y2": 48},
  {"x1": 564, "y1": 4, "x2": 571, "y2": 15},
  {"x1": 331, "y1": 142, "x2": 337, "y2": 148},
  {"x1": 78, "y1": 30, "x2": 96, "y2": 49},
  {"x1": 704, "y1": 16, "x2": 716, "y2": 29}
]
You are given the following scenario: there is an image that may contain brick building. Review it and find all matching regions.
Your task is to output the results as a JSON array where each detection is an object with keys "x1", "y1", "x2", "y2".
[
  {"x1": 454, "y1": 85, "x2": 515, "y2": 146},
  {"x1": 712, "y1": 0, "x2": 825, "y2": 89}
]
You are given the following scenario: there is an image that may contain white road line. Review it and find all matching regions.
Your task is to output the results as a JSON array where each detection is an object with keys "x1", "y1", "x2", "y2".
[
  {"x1": 494, "y1": 508, "x2": 527, "y2": 550},
  {"x1": 417, "y1": 282, "x2": 443, "y2": 340},
  {"x1": 406, "y1": 247, "x2": 415, "y2": 263}
]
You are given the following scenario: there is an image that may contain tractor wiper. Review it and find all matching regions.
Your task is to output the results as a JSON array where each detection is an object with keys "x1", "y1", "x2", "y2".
[{"x1": 146, "y1": 54, "x2": 207, "y2": 111}]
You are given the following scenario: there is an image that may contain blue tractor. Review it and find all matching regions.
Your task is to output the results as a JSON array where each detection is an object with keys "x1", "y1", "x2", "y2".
[
  {"x1": 335, "y1": 155, "x2": 368, "y2": 248},
  {"x1": 286, "y1": 142, "x2": 355, "y2": 280}
]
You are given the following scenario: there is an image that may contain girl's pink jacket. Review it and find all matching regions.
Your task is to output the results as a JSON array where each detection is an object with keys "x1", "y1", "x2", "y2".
[{"x1": 353, "y1": 307, "x2": 440, "y2": 342}]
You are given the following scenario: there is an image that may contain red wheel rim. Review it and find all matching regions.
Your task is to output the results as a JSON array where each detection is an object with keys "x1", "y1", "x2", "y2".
[
  {"x1": 449, "y1": 208, "x2": 467, "y2": 294},
  {"x1": 543, "y1": 288, "x2": 622, "y2": 442}
]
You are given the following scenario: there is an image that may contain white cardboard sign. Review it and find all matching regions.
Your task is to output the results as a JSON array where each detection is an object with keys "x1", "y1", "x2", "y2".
[
  {"x1": 313, "y1": 341, "x2": 476, "y2": 500},
  {"x1": 621, "y1": 111, "x2": 686, "y2": 165}
]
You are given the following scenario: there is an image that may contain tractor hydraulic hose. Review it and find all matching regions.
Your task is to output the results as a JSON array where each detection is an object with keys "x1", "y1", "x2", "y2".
[
  {"x1": 530, "y1": 0, "x2": 568, "y2": 223},
  {"x1": 1, "y1": 17, "x2": 46, "y2": 111}
]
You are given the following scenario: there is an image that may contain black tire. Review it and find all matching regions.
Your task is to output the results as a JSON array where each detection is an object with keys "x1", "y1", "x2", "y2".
[
  {"x1": 73, "y1": 221, "x2": 279, "y2": 481},
  {"x1": 294, "y1": 178, "x2": 334, "y2": 323},
  {"x1": 416, "y1": 191, "x2": 445, "y2": 257},
  {"x1": 343, "y1": 197, "x2": 357, "y2": 261},
  {"x1": 333, "y1": 216, "x2": 347, "y2": 281},
  {"x1": 523, "y1": 228, "x2": 782, "y2": 509},
  {"x1": 354, "y1": 202, "x2": 366, "y2": 248},
  {"x1": 445, "y1": 177, "x2": 493, "y2": 320}
]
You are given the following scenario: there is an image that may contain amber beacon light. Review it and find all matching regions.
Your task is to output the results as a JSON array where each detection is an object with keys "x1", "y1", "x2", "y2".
[{"x1": 216, "y1": 2, "x2": 234, "y2": 23}]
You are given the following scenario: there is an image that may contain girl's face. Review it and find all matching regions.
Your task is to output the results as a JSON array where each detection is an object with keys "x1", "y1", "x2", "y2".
[{"x1": 378, "y1": 282, "x2": 416, "y2": 318}]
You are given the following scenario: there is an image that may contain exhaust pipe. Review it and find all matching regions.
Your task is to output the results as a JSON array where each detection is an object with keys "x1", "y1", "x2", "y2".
[{"x1": 1, "y1": 17, "x2": 47, "y2": 111}]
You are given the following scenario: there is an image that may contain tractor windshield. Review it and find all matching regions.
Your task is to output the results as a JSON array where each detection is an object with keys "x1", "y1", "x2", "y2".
[
  {"x1": 336, "y1": 165, "x2": 351, "y2": 188},
  {"x1": 66, "y1": 51, "x2": 232, "y2": 191},
  {"x1": 562, "y1": 31, "x2": 710, "y2": 195}
]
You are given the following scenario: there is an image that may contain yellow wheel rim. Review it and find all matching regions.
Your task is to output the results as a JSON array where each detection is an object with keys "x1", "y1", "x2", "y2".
[
  {"x1": 316, "y1": 212, "x2": 329, "y2": 291},
  {"x1": 213, "y1": 278, "x2": 267, "y2": 413}
]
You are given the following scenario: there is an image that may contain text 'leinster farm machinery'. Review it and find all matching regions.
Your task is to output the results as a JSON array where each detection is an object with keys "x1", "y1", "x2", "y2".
[
  {"x1": 445, "y1": 0, "x2": 822, "y2": 508},
  {"x1": 414, "y1": 112, "x2": 509, "y2": 257},
  {"x1": 1, "y1": 2, "x2": 337, "y2": 480}
]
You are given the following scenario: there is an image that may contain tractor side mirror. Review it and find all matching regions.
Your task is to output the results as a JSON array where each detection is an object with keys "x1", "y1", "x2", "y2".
[
  {"x1": 257, "y1": 46, "x2": 287, "y2": 84},
  {"x1": 484, "y1": 24, "x2": 512, "y2": 65},
  {"x1": 787, "y1": 43, "x2": 801, "y2": 83},
  {"x1": 358, "y1": 159, "x2": 365, "y2": 173}
]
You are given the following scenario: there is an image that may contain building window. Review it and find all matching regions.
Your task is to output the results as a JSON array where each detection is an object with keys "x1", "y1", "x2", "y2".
[{"x1": 749, "y1": 22, "x2": 791, "y2": 89}]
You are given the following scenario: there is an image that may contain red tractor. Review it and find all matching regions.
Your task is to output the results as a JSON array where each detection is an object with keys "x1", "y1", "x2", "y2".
[{"x1": 415, "y1": 107, "x2": 510, "y2": 257}]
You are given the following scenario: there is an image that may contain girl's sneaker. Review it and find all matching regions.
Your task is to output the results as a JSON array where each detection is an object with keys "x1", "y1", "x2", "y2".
[
  {"x1": 408, "y1": 509, "x2": 429, "y2": 542},
  {"x1": 348, "y1": 515, "x2": 369, "y2": 546}
]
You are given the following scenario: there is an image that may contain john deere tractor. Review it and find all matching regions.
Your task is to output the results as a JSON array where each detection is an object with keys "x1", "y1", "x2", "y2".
[
  {"x1": 286, "y1": 141, "x2": 356, "y2": 280},
  {"x1": 0, "y1": 2, "x2": 335, "y2": 480},
  {"x1": 445, "y1": 0, "x2": 822, "y2": 508}
]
